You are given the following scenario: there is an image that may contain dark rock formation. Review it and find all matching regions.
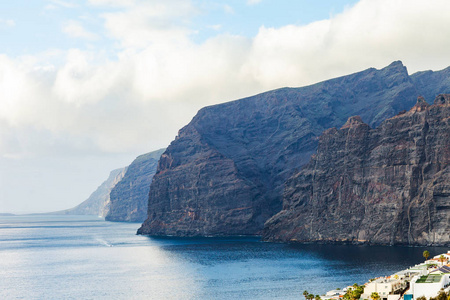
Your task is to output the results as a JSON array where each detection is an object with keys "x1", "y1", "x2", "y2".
[
  {"x1": 263, "y1": 95, "x2": 450, "y2": 246},
  {"x1": 106, "y1": 148, "x2": 165, "y2": 222},
  {"x1": 138, "y1": 61, "x2": 440, "y2": 237},
  {"x1": 411, "y1": 66, "x2": 450, "y2": 101},
  {"x1": 54, "y1": 168, "x2": 127, "y2": 217}
]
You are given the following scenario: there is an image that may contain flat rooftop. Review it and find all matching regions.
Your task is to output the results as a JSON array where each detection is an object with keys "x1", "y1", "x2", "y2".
[{"x1": 416, "y1": 275, "x2": 442, "y2": 283}]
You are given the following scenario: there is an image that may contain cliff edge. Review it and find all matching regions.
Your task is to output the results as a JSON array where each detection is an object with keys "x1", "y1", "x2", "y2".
[
  {"x1": 106, "y1": 148, "x2": 165, "y2": 222},
  {"x1": 138, "y1": 61, "x2": 424, "y2": 236},
  {"x1": 262, "y1": 95, "x2": 450, "y2": 246}
]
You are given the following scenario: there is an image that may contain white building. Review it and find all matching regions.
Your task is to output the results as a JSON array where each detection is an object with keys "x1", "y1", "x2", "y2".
[
  {"x1": 321, "y1": 289, "x2": 346, "y2": 300},
  {"x1": 409, "y1": 272, "x2": 450, "y2": 300},
  {"x1": 361, "y1": 276, "x2": 407, "y2": 300},
  {"x1": 433, "y1": 251, "x2": 450, "y2": 260},
  {"x1": 325, "y1": 289, "x2": 345, "y2": 296},
  {"x1": 424, "y1": 251, "x2": 450, "y2": 266}
]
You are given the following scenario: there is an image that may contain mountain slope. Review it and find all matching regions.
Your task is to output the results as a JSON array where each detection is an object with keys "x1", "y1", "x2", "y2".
[
  {"x1": 138, "y1": 61, "x2": 430, "y2": 236},
  {"x1": 410, "y1": 66, "x2": 450, "y2": 101},
  {"x1": 55, "y1": 167, "x2": 127, "y2": 217},
  {"x1": 106, "y1": 148, "x2": 165, "y2": 222},
  {"x1": 262, "y1": 95, "x2": 450, "y2": 246}
]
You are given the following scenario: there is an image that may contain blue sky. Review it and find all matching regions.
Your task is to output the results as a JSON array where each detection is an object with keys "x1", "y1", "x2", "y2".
[
  {"x1": 2, "y1": 0, "x2": 359, "y2": 56},
  {"x1": 1, "y1": 0, "x2": 450, "y2": 213}
]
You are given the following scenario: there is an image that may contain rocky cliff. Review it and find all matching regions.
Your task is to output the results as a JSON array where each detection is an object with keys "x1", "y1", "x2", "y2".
[
  {"x1": 263, "y1": 95, "x2": 450, "y2": 246},
  {"x1": 138, "y1": 61, "x2": 446, "y2": 237},
  {"x1": 411, "y1": 66, "x2": 450, "y2": 101},
  {"x1": 106, "y1": 148, "x2": 165, "y2": 222},
  {"x1": 56, "y1": 167, "x2": 127, "y2": 217}
]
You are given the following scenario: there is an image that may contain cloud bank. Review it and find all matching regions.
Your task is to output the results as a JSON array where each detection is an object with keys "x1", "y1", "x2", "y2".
[{"x1": 2, "y1": 0, "x2": 450, "y2": 160}]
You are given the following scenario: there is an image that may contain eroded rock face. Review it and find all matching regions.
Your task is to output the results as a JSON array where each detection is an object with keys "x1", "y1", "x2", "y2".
[
  {"x1": 106, "y1": 149, "x2": 165, "y2": 222},
  {"x1": 410, "y1": 66, "x2": 450, "y2": 101},
  {"x1": 263, "y1": 95, "x2": 450, "y2": 246},
  {"x1": 138, "y1": 61, "x2": 431, "y2": 236}
]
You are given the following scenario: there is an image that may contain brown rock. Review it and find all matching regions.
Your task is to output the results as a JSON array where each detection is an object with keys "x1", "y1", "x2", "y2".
[
  {"x1": 138, "y1": 61, "x2": 424, "y2": 236},
  {"x1": 263, "y1": 95, "x2": 450, "y2": 246}
]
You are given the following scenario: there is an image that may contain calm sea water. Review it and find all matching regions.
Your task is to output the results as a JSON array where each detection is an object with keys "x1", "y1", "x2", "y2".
[{"x1": 0, "y1": 215, "x2": 447, "y2": 299}]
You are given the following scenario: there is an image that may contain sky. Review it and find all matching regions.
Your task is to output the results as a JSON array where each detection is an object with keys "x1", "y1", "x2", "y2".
[{"x1": 1, "y1": 0, "x2": 450, "y2": 213}]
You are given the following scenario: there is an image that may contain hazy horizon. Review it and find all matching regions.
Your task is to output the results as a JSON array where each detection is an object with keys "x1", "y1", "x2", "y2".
[{"x1": 2, "y1": 0, "x2": 450, "y2": 213}]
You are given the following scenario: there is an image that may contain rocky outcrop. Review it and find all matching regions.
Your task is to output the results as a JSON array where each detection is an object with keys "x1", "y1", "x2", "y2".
[
  {"x1": 106, "y1": 148, "x2": 165, "y2": 222},
  {"x1": 262, "y1": 95, "x2": 450, "y2": 246},
  {"x1": 55, "y1": 167, "x2": 127, "y2": 217},
  {"x1": 410, "y1": 66, "x2": 450, "y2": 101},
  {"x1": 52, "y1": 148, "x2": 164, "y2": 221},
  {"x1": 138, "y1": 61, "x2": 442, "y2": 237}
]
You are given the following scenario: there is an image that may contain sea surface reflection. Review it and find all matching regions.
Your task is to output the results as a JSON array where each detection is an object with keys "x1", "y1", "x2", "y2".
[{"x1": 0, "y1": 215, "x2": 446, "y2": 299}]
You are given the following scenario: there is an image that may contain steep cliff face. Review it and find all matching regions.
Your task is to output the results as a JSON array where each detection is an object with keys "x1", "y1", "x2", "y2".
[
  {"x1": 106, "y1": 148, "x2": 165, "y2": 222},
  {"x1": 138, "y1": 61, "x2": 432, "y2": 236},
  {"x1": 411, "y1": 66, "x2": 450, "y2": 101},
  {"x1": 57, "y1": 167, "x2": 127, "y2": 217},
  {"x1": 263, "y1": 95, "x2": 450, "y2": 246}
]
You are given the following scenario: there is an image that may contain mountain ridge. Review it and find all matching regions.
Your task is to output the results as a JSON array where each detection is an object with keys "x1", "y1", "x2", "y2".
[{"x1": 138, "y1": 61, "x2": 448, "y2": 237}]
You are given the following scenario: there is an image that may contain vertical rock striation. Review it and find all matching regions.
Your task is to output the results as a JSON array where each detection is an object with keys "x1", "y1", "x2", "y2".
[
  {"x1": 106, "y1": 148, "x2": 165, "y2": 222},
  {"x1": 262, "y1": 95, "x2": 450, "y2": 246},
  {"x1": 138, "y1": 61, "x2": 434, "y2": 236}
]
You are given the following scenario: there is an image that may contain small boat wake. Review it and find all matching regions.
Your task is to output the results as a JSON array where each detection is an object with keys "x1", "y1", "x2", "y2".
[{"x1": 95, "y1": 238, "x2": 113, "y2": 247}]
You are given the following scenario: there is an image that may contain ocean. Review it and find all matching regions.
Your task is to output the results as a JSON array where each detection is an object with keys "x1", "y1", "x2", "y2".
[{"x1": 0, "y1": 215, "x2": 446, "y2": 299}]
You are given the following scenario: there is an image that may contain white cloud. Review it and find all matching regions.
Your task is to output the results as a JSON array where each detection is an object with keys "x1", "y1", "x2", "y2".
[
  {"x1": 2, "y1": 0, "x2": 450, "y2": 161},
  {"x1": 49, "y1": 0, "x2": 78, "y2": 8},
  {"x1": 44, "y1": 4, "x2": 57, "y2": 10},
  {"x1": 0, "y1": 19, "x2": 15, "y2": 28},
  {"x1": 242, "y1": 0, "x2": 450, "y2": 87},
  {"x1": 4, "y1": 0, "x2": 450, "y2": 212},
  {"x1": 207, "y1": 24, "x2": 222, "y2": 31},
  {"x1": 223, "y1": 4, "x2": 234, "y2": 14},
  {"x1": 62, "y1": 20, "x2": 99, "y2": 40},
  {"x1": 247, "y1": 0, "x2": 262, "y2": 5},
  {"x1": 87, "y1": 0, "x2": 135, "y2": 7},
  {"x1": 101, "y1": 1, "x2": 197, "y2": 48}
]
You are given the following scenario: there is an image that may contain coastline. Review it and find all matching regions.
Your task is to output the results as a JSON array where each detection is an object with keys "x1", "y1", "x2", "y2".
[{"x1": 321, "y1": 250, "x2": 450, "y2": 300}]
